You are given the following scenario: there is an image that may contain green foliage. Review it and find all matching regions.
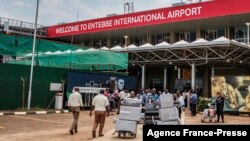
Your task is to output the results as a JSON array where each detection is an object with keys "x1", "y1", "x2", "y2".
[{"x1": 197, "y1": 97, "x2": 211, "y2": 112}]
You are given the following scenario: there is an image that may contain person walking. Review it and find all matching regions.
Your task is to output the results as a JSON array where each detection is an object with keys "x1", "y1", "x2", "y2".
[
  {"x1": 90, "y1": 89, "x2": 110, "y2": 138},
  {"x1": 176, "y1": 91, "x2": 185, "y2": 118},
  {"x1": 216, "y1": 92, "x2": 225, "y2": 123},
  {"x1": 116, "y1": 89, "x2": 126, "y2": 114},
  {"x1": 68, "y1": 87, "x2": 83, "y2": 135},
  {"x1": 182, "y1": 90, "x2": 188, "y2": 107},
  {"x1": 190, "y1": 90, "x2": 197, "y2": 116}
]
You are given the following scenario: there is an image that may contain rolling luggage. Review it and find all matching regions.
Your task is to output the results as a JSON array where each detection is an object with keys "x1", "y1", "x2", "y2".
[
  {"x1": 122, "y1": 98, "x2": 141, "y2": 107},
  {"x1": 160, "y1": 94, "x2": 174, "y2": 108},
  {"x1": 144, "y1": 119, "x2": 156, "y2": 125},
  {"x1": 159, "y1": 107, "x2": 179, "y2": 121},
  {"x1": 119, "y1": 106, "x2": 141, "y2": 121},
  {"x1": 114, "y1": 119, "x2": 137, "y2": 138},
  {"x1": 156, "y1": 120, "x2": 180, "y2": 125}
]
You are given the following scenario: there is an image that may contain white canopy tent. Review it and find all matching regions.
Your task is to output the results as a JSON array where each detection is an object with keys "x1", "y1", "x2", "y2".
[
  {"x1": 85, "y1": 48, "x2": 97, "y2": 52},
  {"x1": 111, "y1": 45, "x2": 123, "y2": 51},
  {"x1": 113, "y1": 36, "x2": 250, "y2": 66},
  {"x1": 52, "y1": 51, "x2": 63, "y2": 54},
  {"x1": 155, "y1": 41, "x2": 170, "y2": 46},
  {"x1": 191, "y1": 38, "x2": 208, "y2": 44},
  {"x1": 63, "y1": 50, "x2": 72, "y2": 54},
  {"x1": 173, "y1": 40, "x2": 189, "y2": 45},
  {"x1": 100, "y1": 46, "x2": 110, "y2": 50},
  {"x1": 128, "y1": 44, "x2": 138, "y2": 48},
  {"x1": 75, "y1": 49, "x2": 84, "y2": 53},
  {"x1": 139, "y1": 43, "x2": 153, "y2": 47}
]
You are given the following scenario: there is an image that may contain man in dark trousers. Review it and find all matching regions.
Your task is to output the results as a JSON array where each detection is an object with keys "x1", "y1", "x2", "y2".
[
  {"x1": 216, "y1": 92, "x2": 225, "y2": 123},
  {"x1": 68, "y1": 87, "x2": 83, "y2": 135},
  {"x1": 90, "y1": 90, "x2": 110, "y2": 138},
  {"x1": 190, "y1": 90, "x2": 197, "y2": 116}
]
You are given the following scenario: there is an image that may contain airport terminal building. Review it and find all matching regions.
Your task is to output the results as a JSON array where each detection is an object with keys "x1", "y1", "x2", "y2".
[
  {"x1": 0, "y1": 0, "x2": 250, "y2": 112},
  {"x1": 45, "y1": 0, "x2": 250, "y2": 97},
  {"x1": 1, "y1": 0, "x2": 250, "y2": 97}
]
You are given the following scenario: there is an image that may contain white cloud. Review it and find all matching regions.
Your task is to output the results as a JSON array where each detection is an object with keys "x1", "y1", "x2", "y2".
[
  {"x1": 0, "y1": 0, "x2": 193, "y2": 26},
  {"x1": 12, "y1": 1, "x2": 32, "y2": 8}
]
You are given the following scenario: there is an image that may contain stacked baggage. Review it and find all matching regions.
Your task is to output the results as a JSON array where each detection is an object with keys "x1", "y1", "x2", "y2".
[
  {"x1": 144, "y1": 95, "x2": 159, "y2": 125},
  {"x1": 155, "y1": 94, "x2": 180, "y2": 125},
  {"x1": 113, "y1": 98, "x2": 141, "y2": 138}
]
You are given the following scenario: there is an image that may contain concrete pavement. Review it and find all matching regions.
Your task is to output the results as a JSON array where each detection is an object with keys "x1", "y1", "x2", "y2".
[
  {"x1": 93, "y1": 125, "x2": 143, "y2": 141},
  {"x1": 92, "y1": 110, "x2": 250, "y2": 141},
  {"x1": 92, "y1": 111, "x2": 186, "y2": 141}
]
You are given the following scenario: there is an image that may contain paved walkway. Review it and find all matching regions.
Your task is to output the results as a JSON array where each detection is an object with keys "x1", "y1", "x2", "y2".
[
  {"x1": 93, "y1": 125, "x2": 143, "y2": 141},
  {"x1": 184, "y1": 112, "x2": 250, "y2": 125},
  {"x1": 92, "y1": 111, "x2": 186, "y2": 141},
  {"x1": 92, "y1": 111, "x2": 250, "y2": 141}
]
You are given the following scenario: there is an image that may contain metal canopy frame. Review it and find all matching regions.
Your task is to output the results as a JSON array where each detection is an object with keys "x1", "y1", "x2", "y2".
[{"x1": 118, "y1": 40, "x2": 250, "y2": 67}]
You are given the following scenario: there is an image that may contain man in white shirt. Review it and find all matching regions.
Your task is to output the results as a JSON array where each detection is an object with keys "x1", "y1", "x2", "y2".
[
  {"x1": 90, "y1": 90, "x2": 110, "y2": 138},
  {"x1": 116, "y1": 89, "x2": 126, "y2": 114},
  {"x1": 119, "y1": 90, "x2": 126, "y2": 100},
  {"x1": 68, "y1": 87, "x2": 83, "y2": 135},
  {"x1": 176, "y1": 91, "x2": 185, "y2": 118}
]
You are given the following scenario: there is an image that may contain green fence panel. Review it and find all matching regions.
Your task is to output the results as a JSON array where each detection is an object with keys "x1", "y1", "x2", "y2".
[{"x1": 0, "y1": 63, "x2": 68, "y2": 110}]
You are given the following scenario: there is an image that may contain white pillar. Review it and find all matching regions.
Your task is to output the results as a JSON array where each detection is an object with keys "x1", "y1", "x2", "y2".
[
  {"x1": 248, "y1": 24, "x2": 250, "y2": 45},
  {"x1": 191, "y1": 63, "x2": 196, "y2": 90},
  {"x1": 178, "y1": 68, "x2": 181, "y2": 79},
  {"x1": 246, "y1": 23, "x2": 250, "y2": 45},
  {"x1": 141, "y1": 66, "x2": 145, "y2": 89},
  {"x1": 211, "y1": 66, "x2": 215, "y2": 76},
  {"x1": 163, "y1": 68, "x2": 167, "y2": 90}
]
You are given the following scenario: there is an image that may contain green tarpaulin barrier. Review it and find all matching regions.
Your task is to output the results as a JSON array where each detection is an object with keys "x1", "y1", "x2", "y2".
[
  {"x1": 0, "y1": 33, "x2": 84, "y2": 56},
  {"x1": 8, "y1": 50, "x2": 128, "y2": 70},
  {"x1": 0, "y1": 33, "x2": 128, "y2": 71}
]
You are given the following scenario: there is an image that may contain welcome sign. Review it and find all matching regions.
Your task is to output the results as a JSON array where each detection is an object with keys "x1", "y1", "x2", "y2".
[{"x1": 47, "y1": 0, "x2": 250, "y2": 37}]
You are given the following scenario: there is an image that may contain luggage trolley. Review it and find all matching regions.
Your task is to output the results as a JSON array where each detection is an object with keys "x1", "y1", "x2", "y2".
[
  {"x1": 113, "y1": 98, "x2": 142, "y2": 138},
  {"x1": 144, "y1": 96, "x2": 160, "y2": 125},
  {"x1": 201, "y1": 102, "x2": 217, "y2": 123},
  {"x1": 114, "y1": 119, "x2": 137, "y2": 138}
]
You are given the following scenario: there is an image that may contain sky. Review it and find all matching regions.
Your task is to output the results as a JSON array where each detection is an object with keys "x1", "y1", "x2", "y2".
[{"x1": 0, "y1": 0, "x2": 203, "y2": 26}]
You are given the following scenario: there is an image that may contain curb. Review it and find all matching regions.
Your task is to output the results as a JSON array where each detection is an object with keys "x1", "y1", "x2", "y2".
[{"x1": 0, "y1": 109, "x2": 69, "y2": 116}]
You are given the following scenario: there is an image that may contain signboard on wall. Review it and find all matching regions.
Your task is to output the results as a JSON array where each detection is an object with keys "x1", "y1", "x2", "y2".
[
  {"x1": 50, "y1": 83, "x2": 62, "y2": 91},
  {"x1": 183, "y1": 69, "x2": 191, "y2": 80},
  {"x1": 211, "y1": 76, "x2": 250, "y2": 113},
  {"x1": 74, "y1": 87, "x2": 106, "y2": 93},
  {"x1": 66, "y1": 72, "x2": 137, "y2": 93},
  {"x1": 47, "y1": 0, "x2": 250, "y2": 37}
]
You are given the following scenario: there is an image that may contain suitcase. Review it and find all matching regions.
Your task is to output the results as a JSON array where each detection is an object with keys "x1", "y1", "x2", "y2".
[
  {"x1": 159, "y1": 107, "x2": 179, "y2": 121},
  {"x1": 144, "y1": 119, "x2": 156, "y2": 125},
  {"x1": 145, "y1": 110, "x2": 159, "y2": 115},
  {"x1": 122, "y1": 98, "x2": 141, "y2": 107},
  {"x1": 115, "y1": 119, "x2": 137, "y2": 136},
  {"x1": 156, "y1": 120, "x2": 180, "y2": 125},
  {"x1": 160, "y1": 94, "x2": 174, "y2": 108},
  {"x1": 119, "y1": 106, "x2": 141, "y2": 121},
  {"x1": 145, "y1": 110, "x2": 159, "y2": 119},
  {"x1": 145, "y1": 103, "x2": 155, "y2": 110}
]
